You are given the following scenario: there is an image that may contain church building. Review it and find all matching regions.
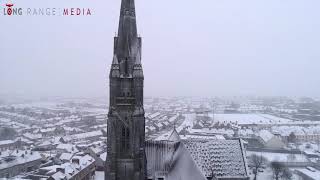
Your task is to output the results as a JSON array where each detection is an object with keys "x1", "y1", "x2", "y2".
[{"x1": 106, "y1": 0, "x2": 249, "y2": 180}]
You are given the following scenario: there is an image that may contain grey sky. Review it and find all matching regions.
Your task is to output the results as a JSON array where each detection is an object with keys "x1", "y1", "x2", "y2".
[{"x1": 0, "y1": 0, "x2": 319, "y2": 98}]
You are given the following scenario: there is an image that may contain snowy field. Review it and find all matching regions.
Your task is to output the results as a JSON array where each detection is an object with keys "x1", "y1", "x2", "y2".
[
  {"x1": 247, "y1": 151, "x2": 309, "y2": 163},
  {"x1": 211, "y1": 114, "x2": 293, "y2": 125},
  {"x1": 248, "y1": 167, "x2": 301, "y2": 180},
  {"x1": 179, "y1": 113, "x2": 309, "y2": 127}
]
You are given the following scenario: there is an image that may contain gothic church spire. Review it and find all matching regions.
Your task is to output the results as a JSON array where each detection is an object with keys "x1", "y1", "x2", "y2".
[{"x1": 116, "y1": 0, "x2": 138, "y2": 59}]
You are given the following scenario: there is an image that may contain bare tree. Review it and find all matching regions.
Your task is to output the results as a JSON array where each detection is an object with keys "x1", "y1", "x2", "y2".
[
  {"x1": 281, "y1": 168, "x2": 292, "y2": 180},
  {"x1": 288, "y1": 132, "x2": 296, "y2": 144},
  {"x1": 208, "y1": 168, "x2": 218, "y2": 180},
  {"x1": 271, "y1": 161, "x2": 292, "y2": 180},
  {"x1": 271, "y1": 162, "x2": 283, "y2": 180},
  {"x1": 249, "y1": 154, "x2": 267, "y2": 180}
]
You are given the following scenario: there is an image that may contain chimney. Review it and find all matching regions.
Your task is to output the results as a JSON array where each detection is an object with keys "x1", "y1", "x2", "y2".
[
  {"x1": 57, "y1": 167, "x2": 65, "y2": 174},
  {"x1": 72, "y1": 158, "x2": 80, "y2": 164}
]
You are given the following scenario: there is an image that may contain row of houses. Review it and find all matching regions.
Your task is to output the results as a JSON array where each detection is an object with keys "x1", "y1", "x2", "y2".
[
  {"x1": 0, "y1": 140, "x2": 106, "y2": 179},
  {"x1": 0, "y1": 150, "x2": 43, "y2": 178}
]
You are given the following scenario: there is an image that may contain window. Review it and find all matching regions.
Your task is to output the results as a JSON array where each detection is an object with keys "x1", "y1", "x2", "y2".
[{"x1": 121, "y1": 126, "x2": 130, "y2": 153}]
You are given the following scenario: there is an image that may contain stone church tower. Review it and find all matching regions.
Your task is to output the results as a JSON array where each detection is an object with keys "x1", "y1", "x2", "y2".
[{"x1": 105, "y1": 0, "x2": 146, "y2": 180}]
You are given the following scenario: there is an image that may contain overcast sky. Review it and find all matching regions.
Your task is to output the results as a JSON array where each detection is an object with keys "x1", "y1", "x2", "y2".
[{"x1": 0, "y1": 0, "x2": 319, "y2": 98}]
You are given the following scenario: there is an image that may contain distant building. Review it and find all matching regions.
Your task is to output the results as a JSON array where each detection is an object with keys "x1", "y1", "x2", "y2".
[
  {"x1": 0, "y1": 140, "x2": 19, "y2": 151},
  {"x1": 62, "y1": 130, "x2": 103, "y2": 143},
  {"x1": 56, "y1": 144, "x2": 79, "y2": 154},
  {"x1": 258, "y1": 130, "x2": 285, "y2": 149},
  {"x1": 194, "y1": 108, "x2": 213, "y2": 128}
]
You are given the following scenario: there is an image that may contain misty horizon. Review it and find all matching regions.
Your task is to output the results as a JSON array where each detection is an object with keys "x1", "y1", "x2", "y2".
[{"x1": 1, "y1": 0, "x2": 319, "y2": 98}]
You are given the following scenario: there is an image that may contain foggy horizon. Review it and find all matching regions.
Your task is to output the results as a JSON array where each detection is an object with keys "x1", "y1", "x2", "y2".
[{"x1": 1, "y1": 0, "x2": 320, "y2": 98}]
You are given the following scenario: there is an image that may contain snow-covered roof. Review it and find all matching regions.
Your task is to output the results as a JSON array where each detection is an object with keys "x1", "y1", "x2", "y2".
[
  {"x1": 168, "y1": 114, "x2": 179, "y2": 123},
  {"x1": 99, "y1": 152, "x2": 107, "y2": 162},
  {"x1": 56, "y1": 144, "x2": 78, "y2": 153},
  {"x1": 295, "y1": 168, "x2": 320, "y2": 180},
  {"x1": 42, "y1": 155, "x2": 95, "y2": 179},
  {"x1": 184, "y1": 139, "x2": 248, "y2": 178},
  {"x1": 180, "y1": 134, "x2": 225, "y2": 140},
  {"x1": 167, "y1": 128, "x2": 181, "y2": 142},
  {"x1": 59, "y1": 153, "x2": 73, "y2": 161},
  {"x1": 89, "y1": 146, "x2": 104, "y2": 155},
  {"x1": 0, "y1": 140, "x2": 15, "y2": 146},
  {"x1": 145, "y1": 141, "x2": 206, "y2": 180},
  {"x1": 63, "y1": 130, "x2": 103, "y2": 142},
  {"x1": 0, "y1": 150, "x2": 42, "y2": 170},
  {"x1": 51, "y1": 171, "x2": 66, "y2": 180},
  {"x1": 148, "y1": 112, "x2": 161, "y2": 119},
  {"x1": 258, "y1": 130, "x2": 274, "y2": 143},
  {"x1": 23, "y1": 133, "x2": 42, "y2": 140}
]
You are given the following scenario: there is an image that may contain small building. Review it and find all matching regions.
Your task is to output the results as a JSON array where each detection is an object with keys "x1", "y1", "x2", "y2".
[
  {"x1": 258, "y1": 130, "x2": 285, "y2": 149},
  {"x1": 0, "y1": 140, "x2": 18, "y2": 151},
  {"x1": 87, "y1": 146, "x2": 106, "y2": 170},
  {"x1": 56, "y1": 144, "x2": 79, "y2": 154},
  {"x1": 35, "y1": 155, "x2": 96, "y2": 180},
  {"x1": 294, "y1": 167, "x2": 320, "y2": 180}
]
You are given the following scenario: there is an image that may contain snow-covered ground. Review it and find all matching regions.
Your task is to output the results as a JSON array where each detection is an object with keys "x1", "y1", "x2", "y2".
[
  {"x1": 94, "y1": 171, "x2": 104, "y2": 180},
  {"x1": 210, "y1": 113, "x2": 293, "y2": 125},
  {"x1": 247, "y1": 151, "x2": 309, "y2": 163},
  {"x1": 248, "y1": 167, "x2": 301, "y2": 180}
]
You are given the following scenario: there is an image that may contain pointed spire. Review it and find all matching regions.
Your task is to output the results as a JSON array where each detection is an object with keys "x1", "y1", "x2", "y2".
[
  {"x1": 134, "y1": 47, "x2": 141, "y2": 65},
  {"x1": 117, "y1": 0, "x2": 138, "y2": 58},
  {"x1": 110, "y1": 55, "x2": 120, "y2": 78},
  {"x1": 119, "y1": 0, "x2": 137, "y2": 32},
  {"x1": 112, "y1": 54, "x2": 119, "y2": 65}
]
